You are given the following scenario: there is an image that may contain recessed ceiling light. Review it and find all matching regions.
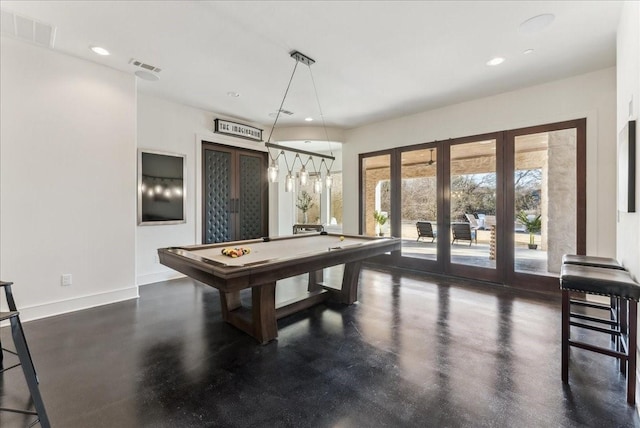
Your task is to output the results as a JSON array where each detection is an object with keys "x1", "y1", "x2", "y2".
[
  {"x1": 486, "y1": 57, "x2": 505, "y2": 66},
  {"x1": 519, "y1": 14, "x2": 555, "y2": 34},
  {"x1": 523, "y1": 49, "x2": 534, "y2": 55},
  {"x1": 227, "y1": 91, "x2": 240, "y2": 98},
  {"x1": 304, "y1": 117, "x2": 313, "y2": 122},
  {"x1": 135, "y1": 70, "x2": 159, "y2": 81},
  {"x1": 90, "y1": 46, "x2": 110, "y2": 56}
]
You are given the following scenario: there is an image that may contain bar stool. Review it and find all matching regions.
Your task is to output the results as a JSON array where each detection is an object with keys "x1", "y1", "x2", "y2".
[
  {"x1": 560, "y1": 264, "x2": 640, "y2": 405},
  {"x1": 561, "y1": 255, "x2": 625, "y2": 348},
  {"x1": 1, "y1": 281, "x2": 50, "y2": 427}
]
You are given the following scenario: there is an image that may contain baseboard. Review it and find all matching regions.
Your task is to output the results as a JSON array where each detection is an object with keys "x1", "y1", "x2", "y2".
[
  {"x1": 136, "y1": 271, "x2": 185, "y2": 286},
  {"x1": 2, "y1": 286, "x2": 140, "y2": 325}
]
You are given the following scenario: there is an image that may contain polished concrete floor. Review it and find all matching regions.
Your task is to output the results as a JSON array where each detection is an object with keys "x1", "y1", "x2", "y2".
[{"x1": 2, "y1": 267, "x2": 639, "y2": 427}]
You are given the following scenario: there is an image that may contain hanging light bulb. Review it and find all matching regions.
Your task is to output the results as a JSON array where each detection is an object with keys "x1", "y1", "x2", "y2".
[
  {"x1": 314, "y1": 176, "x2": 323, "y2": 194},
  {"x1": 325, "y1": 172, "x2": 333, "y2": 189},
  {"x1": 268, "y1": 160, "x2": 279, "y2": 183},
  {"x1": 285, "y1": 174, "x2": 294, "y2": 192},
  {"x1": 299, "y1": 166, "x2": 309, "y2": 186}
]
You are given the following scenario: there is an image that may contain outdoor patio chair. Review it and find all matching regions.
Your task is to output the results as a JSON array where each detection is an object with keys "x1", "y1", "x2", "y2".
[
  {"x1": 452, "y1": 222, "x2": 476, "y2": 246},
  {"x1": 416, "y1": 221, "x2": 436, "y2": 243},
  {"x1": 465, "y1": 213, "x2": 484, "y2": 230}
]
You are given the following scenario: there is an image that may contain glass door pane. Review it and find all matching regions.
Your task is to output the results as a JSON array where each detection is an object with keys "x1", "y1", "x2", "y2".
[
  {"x1": 514, "y1": 129, "x2": 576, "y2": 275},
  {"x1": 362, "y1": 154, "x2": 391, "y2": 236},
  {"x1": 295, "y1": 172, "x2": 321, "y2": 224},
  {"x1": 401, "y1": 147, "x2": 438, "y2": 261},
  {"x1": 450, "y1": 140, "x2": 497, "y2": 269}
]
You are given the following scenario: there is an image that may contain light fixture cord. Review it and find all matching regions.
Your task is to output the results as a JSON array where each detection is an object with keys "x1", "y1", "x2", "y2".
[
  {"x1": 308, "y1": 66, "x2": 334, "y2": 158},
  {"x1": 283, "y1": 151, "x2": 292, "y2": 173},
  {"x1": 265, "y1": 60, "x2": 300, "y2": 145}
]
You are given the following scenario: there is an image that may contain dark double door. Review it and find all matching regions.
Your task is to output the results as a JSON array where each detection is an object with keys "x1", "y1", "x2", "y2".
[{"x1": 202, "y1": 142, "x2": 268, "y2": 243}]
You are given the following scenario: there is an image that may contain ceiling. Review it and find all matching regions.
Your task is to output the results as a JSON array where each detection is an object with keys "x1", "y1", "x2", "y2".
[{"x1": 0, "y1": 1, "x2": 622, "y2": 132}]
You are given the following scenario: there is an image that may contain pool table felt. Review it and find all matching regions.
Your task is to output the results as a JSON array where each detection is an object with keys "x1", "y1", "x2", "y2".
[{"x1": 189, "y1": 235, "x2": 371, "y2": 267}]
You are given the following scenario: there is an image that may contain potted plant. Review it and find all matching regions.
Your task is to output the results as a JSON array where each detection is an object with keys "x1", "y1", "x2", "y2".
[
  {"x1": 373, "y1": 210, "x2": 388, "y2": 236},
  {"x1": 516, "y1": 211, "x2": 541, "y2": 249},
  {"x1": 296, "y1": 190, "x2": 314, "y2": 224}
]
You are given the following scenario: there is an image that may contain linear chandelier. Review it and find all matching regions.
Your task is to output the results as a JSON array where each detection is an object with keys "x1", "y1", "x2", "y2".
[{"x1": 264, "y1": 51, "x2": 335, "y2": 193}]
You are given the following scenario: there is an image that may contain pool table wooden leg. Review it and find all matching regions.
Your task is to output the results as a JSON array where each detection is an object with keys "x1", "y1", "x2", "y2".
[
  {"x1": 219, "y1": 285, "x2": 277, "y2": 344},
  {"x1": 338, "y1": 261, "x2": 362, "y2": 305},
  {"x1": 307, "y1": 270, "x2": 324, "y2": 292},
  {"x1": 220, "y1": 290, "x2": 242, "y2": 316},
  {"x1": 252, "y1": 282, "x2": 277, "y2": 344}
]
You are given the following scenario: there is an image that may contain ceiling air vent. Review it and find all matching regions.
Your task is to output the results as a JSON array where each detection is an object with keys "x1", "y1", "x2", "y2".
[
  {"x1": 268, "y1": 109, "x2": 294, "y2": 118},
  {"x1": 0, "y1": 8, "x2": 56, "y2": 48},
  {"x1": 128, "y1": 58, "x2": 162, "y2": 73}
]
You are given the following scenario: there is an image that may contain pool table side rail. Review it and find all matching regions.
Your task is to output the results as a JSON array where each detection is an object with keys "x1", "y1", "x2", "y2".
[{"x1": 158, "y1": 234, "x2": 400, "y2": 293}]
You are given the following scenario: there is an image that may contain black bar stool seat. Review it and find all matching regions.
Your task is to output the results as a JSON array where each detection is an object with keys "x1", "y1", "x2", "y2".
[
  {"x1": 561, "y1": 254, "x2": 625, "y2": 270},
  {"x1": 560, "y1": 264, "x2": 639, "y2": 405},
  {"x1": 561, "y1": 264, "x2": 640, "y2": 299}
]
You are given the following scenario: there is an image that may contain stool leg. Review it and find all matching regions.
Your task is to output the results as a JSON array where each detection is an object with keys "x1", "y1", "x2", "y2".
[
  {"x1": 621, "y1": 299, "x2": 628, "y2": 374},
  {"x1": 3, "y1": 283, "x2": 38, "y2": 382},
  {"x1": 10, "y1": 316, "x2": 50, "y2": 428},
  {"x1": 611, "y1": 296, "x2": 617, "y2": 346},
  {"x1": 627, "y1": 300, "x2": 637, "y2": 405},
  {"x1": 562, "y1": 290, "x2": 570, "y2": 383}
]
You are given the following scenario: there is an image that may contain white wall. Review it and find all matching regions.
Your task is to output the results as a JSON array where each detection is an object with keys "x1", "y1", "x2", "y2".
[
  {"x1": 343, "y1": 68, "x2": 617, "y2": 258},
  {"x1": 615, "y1": 1, "x2": 640, "y2": 413},
  {"x1": 616, "y1": 1, "x2": 640, "y2": 278},
  {"x1": 136, "y1": 94, "x2": 271, "y2": 285},
  {"x1": 0, "y1": 37, "x2": 137, "y2": 320}
]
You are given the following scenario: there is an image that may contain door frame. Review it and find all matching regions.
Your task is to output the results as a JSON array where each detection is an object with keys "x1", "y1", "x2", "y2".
[
  {"x1": 504, "y1": 118, "x2": 586, "y2": 292},
  {"x1": 443, "y1": 131, "x2": 505, "y2": 284},
  {"x1": 201, "y1": 141, "x2": 268, "y2": 243},
  {"x1": 358, "y1": 119, "x2": 586, "y2": 293}
]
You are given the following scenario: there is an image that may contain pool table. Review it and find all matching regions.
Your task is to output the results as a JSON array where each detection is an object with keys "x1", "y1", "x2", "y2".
[{"x1": 158, "y1": 233, "x2": 400, "y2": 343}]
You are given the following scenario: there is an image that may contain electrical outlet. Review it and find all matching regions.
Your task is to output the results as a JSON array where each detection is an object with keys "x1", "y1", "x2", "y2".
[{"x1": 61, "y1": 274, "x2": 72, "y2": 286}]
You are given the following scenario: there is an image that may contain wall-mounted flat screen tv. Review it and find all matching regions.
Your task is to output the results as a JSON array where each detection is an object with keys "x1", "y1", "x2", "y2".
[{"x1": 138, "y1": 150, "x2": 186, "y2": 225}]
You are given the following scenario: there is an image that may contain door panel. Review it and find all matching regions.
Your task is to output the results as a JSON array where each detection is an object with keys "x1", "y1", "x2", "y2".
[
  {"x1": 446, "y1": 137, "x2": 501, "y2": 283},
  {"x1": 506, "y1": 119, "x2": 585, "y2": 292},
  {"x1": 203, "y1": 148, "x2": 232, "y2": 243},
  {"x1": 361, "y1": 153, "x2": 391, "y2": 236},
  {"x1": 238, "y1": 152, "x2": 266, "y2": 240},
  {"x1": 400, "y1": 146, "x2": 438, "y2": 262}
]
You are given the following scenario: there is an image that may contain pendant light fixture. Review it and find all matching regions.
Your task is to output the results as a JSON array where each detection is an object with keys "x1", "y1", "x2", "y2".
[{"x1": 264, "y1": 51, "x2": 335, "y2": 193}]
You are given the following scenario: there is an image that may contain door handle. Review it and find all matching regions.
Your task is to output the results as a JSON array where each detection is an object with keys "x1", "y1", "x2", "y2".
[{"x1": 230, "y1": 198, "x2": 239, "y2": 213}]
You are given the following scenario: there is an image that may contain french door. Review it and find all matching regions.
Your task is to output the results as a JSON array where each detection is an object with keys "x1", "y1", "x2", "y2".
[
  {"x1": 360, "y1": 119, "x2": 585, "y2": 292},
  {"x1": 202, "y1": 142, "x2": 268, "y2": 243}
]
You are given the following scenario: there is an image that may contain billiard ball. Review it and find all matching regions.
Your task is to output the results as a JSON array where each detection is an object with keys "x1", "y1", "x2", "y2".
[{"x1": 340, "y1": 236, "x2": 345, "y2": 241}]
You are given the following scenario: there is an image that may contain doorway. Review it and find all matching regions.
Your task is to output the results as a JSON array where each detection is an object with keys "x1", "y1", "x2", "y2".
[{"x1": 360, "y1": 119, "x2": 586, "y2": 292}]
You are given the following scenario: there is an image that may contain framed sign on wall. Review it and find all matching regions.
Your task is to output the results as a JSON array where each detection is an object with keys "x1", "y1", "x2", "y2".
[
  {"x1": 138, "y1": 149, "x2": 187, "y2": 225},
  {"x1": 214, "y1": 119, "x2": 263, "y2": 142}
]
